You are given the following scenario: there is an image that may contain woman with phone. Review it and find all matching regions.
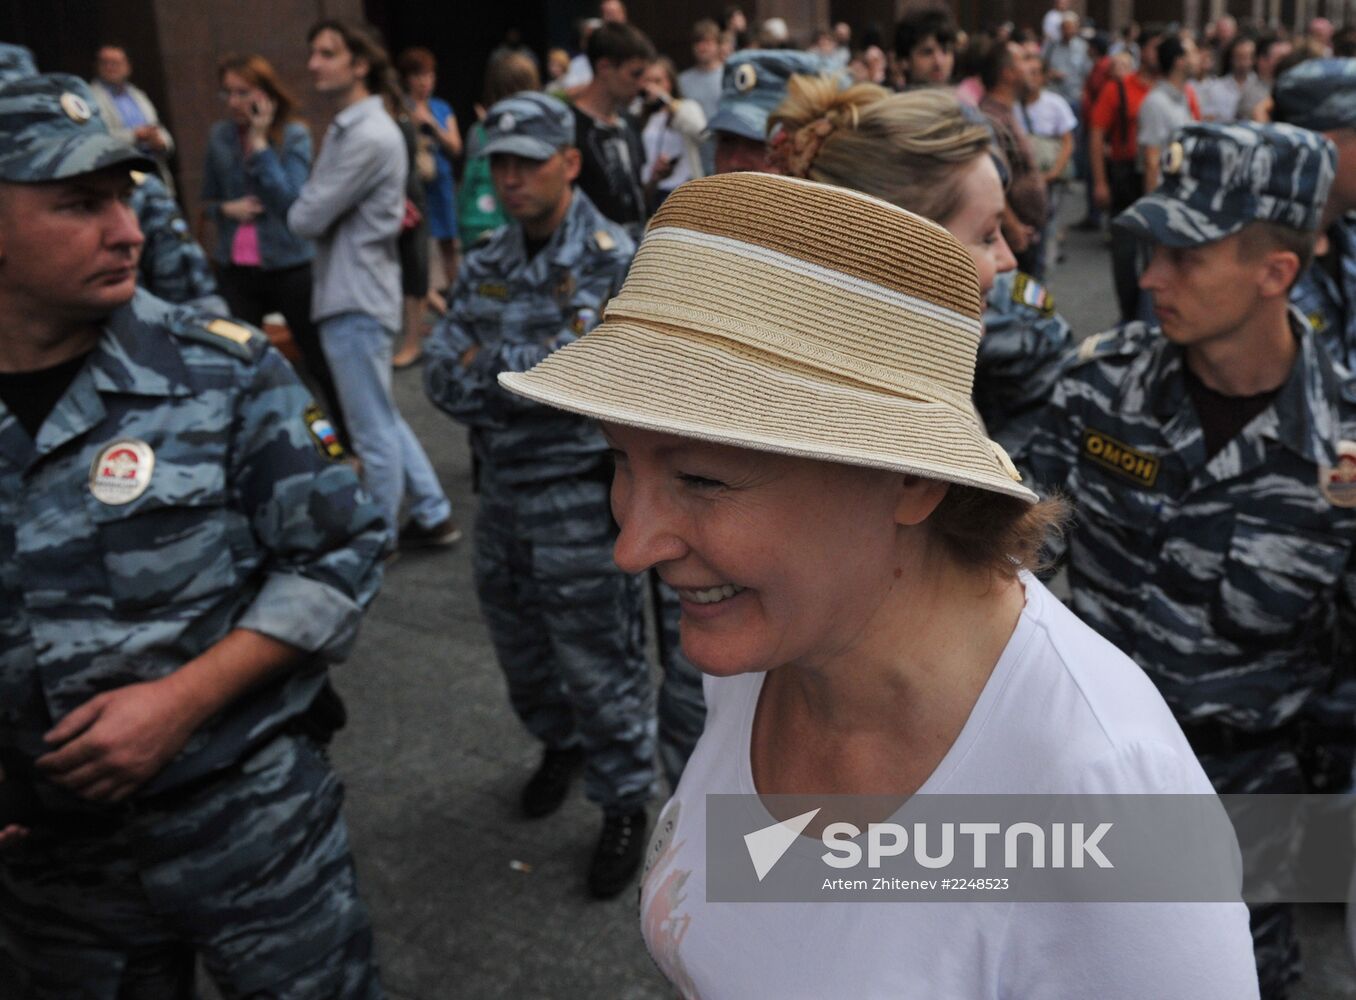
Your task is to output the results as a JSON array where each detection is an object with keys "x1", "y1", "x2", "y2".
[
  {"x1": 202, "y1": 53, "x2": 348, "y2": 444},
  {"x1": 638, "y1": 56, "x2": 706, "y2": 212}
]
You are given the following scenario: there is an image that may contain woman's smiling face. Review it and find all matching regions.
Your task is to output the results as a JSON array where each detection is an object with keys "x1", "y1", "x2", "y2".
[{"x1": 604, "y1": 424, "x2": 921, "y2": 677}]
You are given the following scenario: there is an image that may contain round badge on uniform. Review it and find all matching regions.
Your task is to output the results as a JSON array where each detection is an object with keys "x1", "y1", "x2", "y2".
[
  {"x1": 1319, "y1": 440, "x2": 1356, "y2": 508},
  {"x1": 498, "y1": 112, "x2": 516, "y2": 133},
  {"x1": 734, "y1": 63, "x2": 758, "y2": 92},
  {"x1": 89, "y1": 439, "x2": 155, "y2": 505},
  {"x1": 1162, "y1": 141, "x2": 1185, "y2": 176},
  {"x1": 59, "y1": 91, "x2": 92, "y2": 125}
]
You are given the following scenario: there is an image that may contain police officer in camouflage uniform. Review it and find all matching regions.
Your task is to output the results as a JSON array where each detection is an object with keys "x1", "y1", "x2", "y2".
[
  {"x1": 708, "y1": 49, "x2": 826, "y2": 174},
  {"x1": 977, "y1": 268, "x2": 1075, "y2": 455},
  {"x1": 129, "y1": 169, "x2": 227, "y2": 314},
  {"x1": 1275, "y1": 59, "x2": 1356, "y2": 375},
  {"x1": 423, "y1": 93, "x2": 654, "y2": 899},
  {"x1": 0, "y1": 45, "x2": 226, "y2": 316},
  {"x1": 0, "y1": 74, "x2": 387, "y2": 998},
  {"x1": 1017, "y1": 121, "x2": 1351, "y2": 999}
]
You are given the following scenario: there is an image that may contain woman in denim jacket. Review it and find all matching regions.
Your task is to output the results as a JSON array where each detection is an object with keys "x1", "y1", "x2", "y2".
[{"x1": 202, "y1": 53, "x2": 348, "y2": 442}]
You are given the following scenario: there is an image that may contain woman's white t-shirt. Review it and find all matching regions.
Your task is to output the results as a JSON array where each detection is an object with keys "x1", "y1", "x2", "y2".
[{"x1": 639, "y1": 575, "x2": 1259, "y2": 999}]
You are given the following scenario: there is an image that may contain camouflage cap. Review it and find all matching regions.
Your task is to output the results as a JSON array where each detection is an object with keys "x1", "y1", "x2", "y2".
[
  {"x1": 481, "y1": 92, "x2": 575, "y2": 161},
  {"x1": 0, "y1": 74, "x2": 155, "y2": 184},
  {"x1": 1114, "y1": 122, "x2": 1336, "y2": 248},
  {"x1": 1274, "y1": 58, "x2": 1356, "y2": 132},
  {"x1": 0, "y1": 43, "x2": 37, "y2": 86},
  {"x1": 707, "y1": 49, "x2": 828, "y2": 142}
]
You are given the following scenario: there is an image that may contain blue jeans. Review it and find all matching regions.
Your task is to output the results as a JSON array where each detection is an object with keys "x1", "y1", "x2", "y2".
[{"x1": 319, "y1": 311, "x2": 451, "y2": 535}]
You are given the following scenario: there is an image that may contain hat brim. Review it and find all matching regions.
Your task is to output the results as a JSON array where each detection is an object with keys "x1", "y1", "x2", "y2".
[
  {"x1": 1112, "y1": 191, "x2": 1246, "y2": 248},
  {"x1": 705, "y1": 107, "x2": 766, "y2": 143},
  {"x1": 499, "y1": 320, "x2": 1038, "y2": 504},
  {"x1": 0, "y1": 131, "x2": 155, "y2": 184},
  {"x1": 479, "y1": 135, "x2": 560, "y2": 161}
]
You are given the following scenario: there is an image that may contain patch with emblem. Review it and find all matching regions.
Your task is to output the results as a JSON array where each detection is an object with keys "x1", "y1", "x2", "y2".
[
  {"x1": 592, "y1": 229, "x2": 616, "y2": 252},
  {"x1": 477, "y1": 281, "x2": 509, "y2": 301},
  {"x1": 1081, "y1": 428, "x2": 1159, "y2": 488},
  {"x1": 59, "y1": 91, "x2": 91, "y2": 124},
  {"x1": 304, "y1": 403, "x2": 345, "y2": 460},
  {"x1": 572, "y1": 307, "x2": 598, "y2": 336},
  {"x1": 1162, "y1": 141, "x2": 1185, "y2": 176},
  {"x1": 90, "y1": 439, "x2": 155, "y2": 505},
  {"x1": 204, "y1": 318, "x2": 254, "y2": 346},
  {"x1": 1319, "y1": 440, "x2": 1356, "y2": 507},
  {"x1": 1012, "y1": 273, "x2": 1055, "y2": 318},
  {"x1": 734, "y1": 63, "x2": 758, "y2": 92}
]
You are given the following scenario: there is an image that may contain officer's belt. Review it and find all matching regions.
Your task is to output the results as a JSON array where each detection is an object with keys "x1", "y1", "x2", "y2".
[{"x1": 1179, "y1": 718, "x2": 1293, "y2": 758}]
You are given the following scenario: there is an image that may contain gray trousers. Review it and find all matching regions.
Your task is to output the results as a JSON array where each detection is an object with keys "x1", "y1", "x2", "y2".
[
  {"x1": 0, "y1": 735, "x2": 381, "y2": 1000},
  {"x1": 474, "y1": 475, "x2": 655, "y2": 813}
]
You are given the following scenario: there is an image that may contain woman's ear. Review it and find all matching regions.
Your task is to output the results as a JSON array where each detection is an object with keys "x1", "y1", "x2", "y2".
[{"x1": 894, "y1": 475, "x2": 949, "y2": 526}]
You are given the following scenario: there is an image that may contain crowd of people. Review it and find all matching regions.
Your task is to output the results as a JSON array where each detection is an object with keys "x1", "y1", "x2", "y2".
[{"x1": 0, "y1": 0, "x2": 1355, "y2": 996}]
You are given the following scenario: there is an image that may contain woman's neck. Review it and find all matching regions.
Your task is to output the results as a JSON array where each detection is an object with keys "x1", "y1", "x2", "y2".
[{"x1": 751, "y1": 561, "x2": 1027, "y2": 796}]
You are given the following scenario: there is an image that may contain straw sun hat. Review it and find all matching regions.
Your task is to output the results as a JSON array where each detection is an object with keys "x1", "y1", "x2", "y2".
[{"x1": 499, "y1": 172, "x2": 1037, "y2": 504}]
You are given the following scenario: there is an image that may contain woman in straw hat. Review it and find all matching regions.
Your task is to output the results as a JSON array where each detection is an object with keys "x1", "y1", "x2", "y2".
[
  {"x1": 768, "y1": 77, "x2": 1073, "y2": 453},
  {"x1": 499, "y1": 173, "x2": 1257, "y2": 996}
]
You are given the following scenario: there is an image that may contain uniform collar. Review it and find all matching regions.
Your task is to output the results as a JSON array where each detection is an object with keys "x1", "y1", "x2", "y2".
[
  {"x1": 506, "y1": 188, "x2": 597, "y2": 273},
  {"x1": 89, "y1": 293, "x2": 194, "y2": 399},
  {"x1": 1139, "y1": 308, "x2": 1339, "y2": 467},
  {"x1": 4, "y1": 295, "x2": 192, "y2": 469}
]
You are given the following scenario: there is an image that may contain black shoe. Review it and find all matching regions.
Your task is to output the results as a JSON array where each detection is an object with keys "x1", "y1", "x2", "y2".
[
  {"x1": 588, "y1": 808, "x2": 647, "y2": 899},
  {"x1": 399, "y1": 518, "x2": 463, "y2": 550},
  {"x1": 520, "y1": 746, "x2": 583, "y2": 818}
]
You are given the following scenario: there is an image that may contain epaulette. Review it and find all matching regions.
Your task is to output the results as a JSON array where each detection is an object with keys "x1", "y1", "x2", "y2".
[
  {"x1": 1070, "y1": 322, "x2": 1155, "y2": 368},
  {"x1": 170, "y1": 315, "x2": 264, "y2": 361},
  {"x1": 590, "y1": 228, "x2": 618, "y2": 253}
]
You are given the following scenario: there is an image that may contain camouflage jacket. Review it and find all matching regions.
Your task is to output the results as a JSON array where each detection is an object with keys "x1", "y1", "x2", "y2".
[
  {"x1": 424, "y1": 188, "x2": 634, "y2": 486},
  {"x1": 1292, "y1": 214, "x2": 1356, "y2": 375},
  {"x1": 976, "y1": 270, "x2": 1075, "y2": 456},
  {"x1": 0, "y1": 291, "x2": 386, "y2": 801},
  {"x1": 131, "y1": 171, "x2": 227, "y2": 315},
  {"x1": 1017, "y1": 315, "x2": 1356, "y2": 731}
]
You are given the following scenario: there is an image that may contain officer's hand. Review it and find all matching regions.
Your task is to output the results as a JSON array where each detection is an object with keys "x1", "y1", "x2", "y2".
[
  {"x1": 35, "y1": 679, "x2": 199, "y2": 803},
  {"x1": 0, "y1": 764, "x2": 31, "y2": 849}
]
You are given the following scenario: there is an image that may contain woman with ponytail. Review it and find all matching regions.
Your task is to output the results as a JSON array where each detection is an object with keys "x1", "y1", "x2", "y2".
[{"x1": 768, "y1": 76, "x2": 1076, "y2": 451}]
